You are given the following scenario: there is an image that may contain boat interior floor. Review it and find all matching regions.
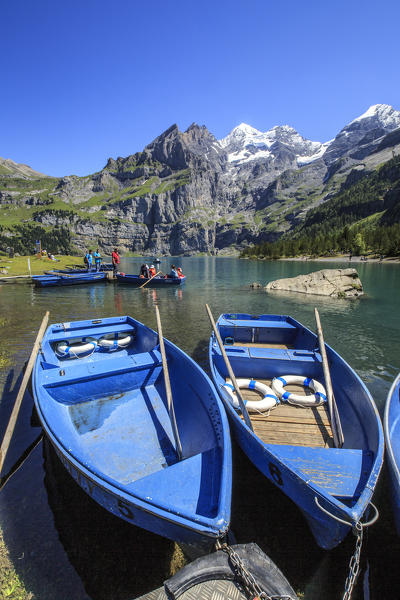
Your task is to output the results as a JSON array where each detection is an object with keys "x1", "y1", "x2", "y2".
[
  {"x1": 236, "y1": 378, "x2": 334, "y2": 448},
  {"x1": 234, "y1": 380, "x2": 375, "y2": 501},
  {"x1": 68, "y1": 384, "x2": 179, "y2": 483},
  {"x1": 66, "y1": 384, "x2": 222, "y2": 519}
]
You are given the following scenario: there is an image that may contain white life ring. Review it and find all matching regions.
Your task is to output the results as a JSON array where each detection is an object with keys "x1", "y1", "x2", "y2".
[
  {"x1": 271, "y1": 375, "x2": 327, "y2": 407},
  {"x1": 56, "y1": 337, "x2": 97, "y2": 358},
  {"x1": 98, "y1": 333, "x2": 133, "y2": 351},
  {"x1": 221, "y1": 378, "x2": 279, "y2": 412}
]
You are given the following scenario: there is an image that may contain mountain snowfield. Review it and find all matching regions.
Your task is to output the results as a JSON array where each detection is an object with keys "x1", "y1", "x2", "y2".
[{"x1": 217, "y1": 103, "x2": 400, "y2": 167}]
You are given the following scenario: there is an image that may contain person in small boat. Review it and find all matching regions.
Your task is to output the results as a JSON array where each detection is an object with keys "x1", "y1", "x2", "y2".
[
  {"x1": 177, "y1": 267, "x2": 184, "y2": 278},
  {"x1": 93, "y1": 249, "x2": 101, "y2": 271},
  {"x1": 139, "y1": 263, "x2": 149, "y2": 278},
  {"x1": 148, "y1": 264, "x2": 156, "y2": 278},
  {"x1": 112, "y1": 248, "x2": 120, "y2": 274},
  {"x1": 166, "y1": 264, "x2": 179, "y2": 278}
]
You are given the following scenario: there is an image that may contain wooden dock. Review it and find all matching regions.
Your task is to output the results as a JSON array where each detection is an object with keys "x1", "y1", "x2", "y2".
[{"x1": 0, "y1": 275, "x2": 33, "y2": 284}]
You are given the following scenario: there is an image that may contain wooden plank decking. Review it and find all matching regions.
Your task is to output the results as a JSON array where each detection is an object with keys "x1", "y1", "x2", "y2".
[{"x1": 235, "y1": 378, "x2": 333, "y2": 448}]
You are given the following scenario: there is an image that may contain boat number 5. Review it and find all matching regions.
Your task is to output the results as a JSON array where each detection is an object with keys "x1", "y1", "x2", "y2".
[
  {"x1": 269, "y1": 462, "x2": 283, "y2": 486},
  {"x1": 118, "y1": 499, "x2": 134, "y2": 520}
]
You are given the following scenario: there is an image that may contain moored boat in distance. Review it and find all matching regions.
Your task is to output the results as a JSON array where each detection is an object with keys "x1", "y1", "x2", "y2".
[
  {"x1": 384, "y1": 372, "x2": 400, "y2": 536},
  {"x1": 32, "y1": 272, "x2": 107, "y2": 287},
  {"x1": 45, "y1": 263, "x2": 113, "y2": 275},
  {"x1": 116, "y1": 273, "x2": 186, "y2": 286},
  {"x1": 209, "y1": 312, "x2": 383, "y2": 549},
  {"x1": 33, "y1": 315, "x2": 231, "y2": 550}
]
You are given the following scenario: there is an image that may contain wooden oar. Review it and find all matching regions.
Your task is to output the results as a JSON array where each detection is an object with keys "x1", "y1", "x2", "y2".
[
  {"x1": 205, "y1": 304, "x2": 253, "y2": 431},
  {"x1": 0, "y1": 311, "x2": 50, "y2": 475},
  {"x1": 314, "y1": 308, "x2": 344, "y2": 448},
  {"x1": 140, "y1": 271, "x2": 162, "y2": 289},
  {"x1": 155, "y1": 305, "x2": 183, "y2": 460},
  {"x1": 0, "y1": 433, "x2": 43, "y2": 491}
]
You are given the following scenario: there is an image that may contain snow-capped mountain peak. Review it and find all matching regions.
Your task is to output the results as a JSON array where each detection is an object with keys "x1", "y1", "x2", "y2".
[
  {"x1": 218, "y1": 122, "x2": 325, "y2": 166},
  {"x1": 322, "y1": 103, "x2": 400, "y2": 164},
  {"x1": 349, "y1": 103, "x2": 400, "y2": 129},
  {"x1": 218, "y1": 123, "x2": 263, "y2": 149},
  {"x1": 217, "y1": 104, "x2": 400, "y2": 169}
]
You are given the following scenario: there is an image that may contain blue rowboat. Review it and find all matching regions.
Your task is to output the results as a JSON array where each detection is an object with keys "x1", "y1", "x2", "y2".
[
  {"x1": 32, "y1": 272, "x2": 107, "y2": 287},
  {"x1": 33, "y1": 315, "x2": 231, "y2": 550},
  {"x1": 45, "y1": 264, "x2": 114, "y2": 275},
  {"x1": 209, "y1": 313, "x2": 383, "y2": 550},
  {"x1": 116, "y1": 274, "x2": 186, "y2": 286},
  {"x1": 384, "y1": 373, "x2": 400, "y2": 535}
]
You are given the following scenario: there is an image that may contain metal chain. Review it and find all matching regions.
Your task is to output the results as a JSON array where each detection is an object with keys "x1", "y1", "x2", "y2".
[
  {"x1": 342, "y1": 522, "x2": 363, "y2": 600},
  {"x1": 218, "y1": 542, "x2": 295, "y2": 600}
]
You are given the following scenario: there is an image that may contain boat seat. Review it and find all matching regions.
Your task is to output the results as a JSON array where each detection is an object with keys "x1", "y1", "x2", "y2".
[
  {"x1": 220, "y1": 318, "x2": 296, "y2": 330},
  {"x1": 41, "y1": 350, "x2": 163, "y2": 385},
  {"x1": 49, "y1": 324, "x2": 136, "y2": 343},
  {"x1": 126, "y1": 447, "x2": 221, "y2": 521},
  {"x1": 270, "y1": 445, "x2": 374, "y2": 499},
  {"x1": 224, "y1": 346, "x2": 321, "y2": 364}
]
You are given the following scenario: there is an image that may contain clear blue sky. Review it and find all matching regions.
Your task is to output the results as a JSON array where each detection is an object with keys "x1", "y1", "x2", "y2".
[{"x1": 1, "y1": 0, "x2": 399, "y2": 176}]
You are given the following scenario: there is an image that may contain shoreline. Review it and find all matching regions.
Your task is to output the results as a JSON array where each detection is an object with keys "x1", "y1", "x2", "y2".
[{"x1": 275, "y1": 255, "x2": 400, "y2": 264}]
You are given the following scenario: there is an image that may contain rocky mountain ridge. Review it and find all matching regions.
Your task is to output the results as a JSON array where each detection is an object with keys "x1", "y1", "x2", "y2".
[{"x1": 1, "y1": 104, "x2": 400, "y2": 256}]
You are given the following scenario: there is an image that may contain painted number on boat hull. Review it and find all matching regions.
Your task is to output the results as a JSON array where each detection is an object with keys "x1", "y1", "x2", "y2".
[{"x1": 269, "y1": 462, "x2": 283, "y2": 486}]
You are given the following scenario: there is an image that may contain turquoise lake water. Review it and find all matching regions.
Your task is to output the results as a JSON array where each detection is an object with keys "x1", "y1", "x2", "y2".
[{"x1": 0, "y1": 257, "x2": 399, "y2": 599}]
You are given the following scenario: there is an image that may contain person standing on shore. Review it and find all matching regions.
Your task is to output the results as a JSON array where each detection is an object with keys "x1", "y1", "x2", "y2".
[
  {"x1": 94, "y1": 249, "x2": 102, "y2": 271},
  {"x1": 85, "y1": 250, "x2": 93, "y2": 271},
  {"x1": 112, "y1": 248, "x2": 120, "y2": 275}
]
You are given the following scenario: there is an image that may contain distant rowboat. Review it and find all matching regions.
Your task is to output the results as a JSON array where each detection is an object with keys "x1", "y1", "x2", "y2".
[
  {"x1": 32, "y1": 272, "x2": 107, "y2": 287},
  {"x1": 45, "y1": 264, "x2": 113, "y2": 275},
  {"x1": 116, "y1": 273, "x2": 186, "y2": 286}
]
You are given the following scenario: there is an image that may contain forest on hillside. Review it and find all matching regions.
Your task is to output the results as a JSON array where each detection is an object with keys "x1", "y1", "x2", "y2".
[
  {"x1": 241, "y1": 223, "x2": 400, "y2": 259},
  {"x1": 241, "y1": 156, "x2": 400, "y2": 259},
  {"x1": 0, "y1": 223, "x2": 71, "y2": 256}
]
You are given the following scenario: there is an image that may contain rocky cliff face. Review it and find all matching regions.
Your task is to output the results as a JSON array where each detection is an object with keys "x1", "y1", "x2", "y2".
[{"x1": 1, "y1": 105, "x2": 400, "y2": 255}]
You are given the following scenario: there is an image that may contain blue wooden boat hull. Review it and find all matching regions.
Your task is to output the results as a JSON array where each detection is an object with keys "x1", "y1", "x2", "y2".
[
  {"x1": 45, "y1": 264, "x2": 113, "y2": 275},
  {"x1": 33, "y1": 316, "x2": 231, "y2": 550},
  {"x1": 33, "y1": 272, "x2": 106, "y2": 287},
  {"x1": 209, "y1": 313, "x2": 383, "y2": 550},
  {"x1": 384, "y1": 373, "x2": 400, "y2": 536},
  {"x1": 116, "y1": 274, "x2": 186, "y2": 286}
]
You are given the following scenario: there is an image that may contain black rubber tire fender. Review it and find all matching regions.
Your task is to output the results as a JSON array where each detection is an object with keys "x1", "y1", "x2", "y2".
[{"x1": 164, "y1": 542, "x2": 297, "y2": 599}]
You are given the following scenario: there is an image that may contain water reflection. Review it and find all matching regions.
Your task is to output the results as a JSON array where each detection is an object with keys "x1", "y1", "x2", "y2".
[
  {"x1": 175, "y1": 288, "x2": 183, "y2": 301},
  {"x1": 114, "y1": 291, "x2": 123, "y2": 314},
  {"x1": 88, "y1": 284, "x2": 106, "y2": 307},
  {"x1": 43, "y1": 439, "x2": 182, "y2": 599},
  {"x1": 264, "y1": 288, "x2": 356, "y2": 314}
]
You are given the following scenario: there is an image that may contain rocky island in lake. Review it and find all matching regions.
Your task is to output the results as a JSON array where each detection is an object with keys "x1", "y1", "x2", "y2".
[{"x1": 265, "y1": 268, "x2": 363, "y2": 298}]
